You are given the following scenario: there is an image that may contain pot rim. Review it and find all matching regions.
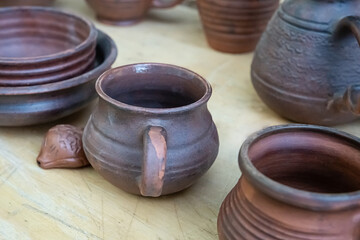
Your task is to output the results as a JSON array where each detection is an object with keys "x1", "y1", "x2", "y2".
[
  {"x1": 0, "y1": 6, "x2": 97, "y2": 64},
  {"x1": 239, "y1": 124, "x2": 360, "y2": 211},
  {"x1": 96, "y1": 63, "x2": 212, "y2": 115},
  {"x1": 0, "y1": 29, "x2": 117, "y2": 95}
]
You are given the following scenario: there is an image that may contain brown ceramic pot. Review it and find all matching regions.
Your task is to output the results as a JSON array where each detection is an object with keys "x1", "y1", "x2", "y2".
[
  {"x1": 82, "y1": 63, "x2": 219, "y2": 197},
  {"x1": 85, "y1": 0, "x2": 184, "y2": 26},
  {"x1": 0, "y1": 7, "x2": 97, "y2": 86},
  {"x1": 0, "y1": 30, "x2": 117, "y2": 126},
  {"x1": 197, "y1": 0, "x2": 279, "y2": 53},
  {"x1": 0, "y1": 0, "x2": 55, "y2": 6},
  {"x1": 252, "y1": 0, "x2": 360, "y2": 125},
  {"x1": 218, "y1": 124, "x2": 360, "y2": 240}
]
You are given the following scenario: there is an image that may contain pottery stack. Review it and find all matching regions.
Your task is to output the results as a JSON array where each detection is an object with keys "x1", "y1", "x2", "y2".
[
  {"x1": 197, "y1": 0, "x2": 279, "y2": 53},
  {"x1": 0, "y1": 7, "x2": 117, "y2": 126}
]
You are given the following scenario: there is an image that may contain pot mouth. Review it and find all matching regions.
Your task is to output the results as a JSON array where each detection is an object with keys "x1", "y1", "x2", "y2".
[
  {"x1": 0, "y1": 6, "x2": 97, "y2": 63},
  {"x1": 96, "y1": 63, "x2": 212, "y2": 114},
  {"x1": 239, "y1": 124, "x2": 360, "y2": 211}
]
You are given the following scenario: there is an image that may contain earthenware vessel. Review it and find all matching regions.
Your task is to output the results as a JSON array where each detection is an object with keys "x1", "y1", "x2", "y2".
[
  {"x1": 82, "y1": 63, "x2": 219, "y2": 197},
  {"x1": 0, "y1": 7, "x2": 97, "y2": 86},
  {"x1": 0, "y1": 30, "x2": 117, "y2": 126},
  {"x1": 37, "y1": 125, "x2": 89, "y2": 169},
  {"x1": 218, "y1": 124, "x2": 360, "y2": 240},
  {"x1": 197, "y1": 0, "x2": 278, "y2": 53},
  {"x1": 85, "y1": 0, "x2": 184, "y2": 26},
  {"x1": 252, "y1": 0, "x2": 360, "y2": 125},
  {"x1": 0, "y1": 0, "x2": 55, "y2": 6}
]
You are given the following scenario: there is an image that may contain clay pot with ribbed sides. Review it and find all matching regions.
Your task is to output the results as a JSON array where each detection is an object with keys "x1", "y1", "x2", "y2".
[
  {"x1": 82, "y1": 63, "x2": 219, "y2": 197},
  {"x1": 218, "y1": 125, "x2": 360, "y2": 240},
  {"x1": 252, "y1": 0, "x2": 360, "y2": 125},
  {"x1": 197, "y1": 0, "x2": 279, "y2": 53}
]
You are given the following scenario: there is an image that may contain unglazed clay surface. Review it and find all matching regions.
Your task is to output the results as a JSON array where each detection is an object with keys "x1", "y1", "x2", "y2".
[
  {"x1": 37, "y1": 125, "x2": 89, "y2": 169},
  {"x1": 252, "y1": 0, "x2": 360, "y2": 125},
  {"x1": 218, "y1": 125, "x2": 360, "y2": 240},
  {"x1": 0, "y1": 30, "x2": 117, "y2": 126},
  {"x1": 83, "y1": 63, "x2": 219, "y2": 197},
  {"x1": 197, "y1": 0, "x2": 278, "y2": 53},
  {"x1": 86, "y1": 0, "x2": 184, "y2": 26},
  {"x1": 0, "y1": 7, "x2": 97, "y2": 86}
]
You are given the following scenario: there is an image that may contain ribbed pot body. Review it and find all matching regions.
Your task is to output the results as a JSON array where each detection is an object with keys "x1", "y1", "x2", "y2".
[
  {"x1": 197, "y1": 0, "x2": 279, "y2": 53},
  {"x1": 83, "y1": 63, "x2": 219, "y2": 196}
]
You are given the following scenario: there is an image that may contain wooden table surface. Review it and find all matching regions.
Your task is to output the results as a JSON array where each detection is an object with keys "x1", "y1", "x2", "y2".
[{"x1": 1, "y1": 1, "x2": 360, "y2": 239}]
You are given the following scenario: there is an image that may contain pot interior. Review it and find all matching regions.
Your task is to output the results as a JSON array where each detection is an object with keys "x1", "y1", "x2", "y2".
[
  {"x1": 101, "y1": 65, "x2": 207, "y2": 109},
  {"x1": 248, "y1": 130, "x2": 360, "y2": 194},
  {"x1": 0, "y1": 8, "x2": 90, "y2": 58}
]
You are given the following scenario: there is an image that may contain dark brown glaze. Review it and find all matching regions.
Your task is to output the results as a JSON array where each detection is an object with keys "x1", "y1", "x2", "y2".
[
  {"x1": 83, "y1": 63, "x2": 219, "y2": 197},
  {"x1": 197, "y1": 0, "x2": 278, "y2": 53},
  {"x1": 85, "y1": 0, "x2": 184, "y2": 26},
  {"x1": 252, "y1": 0, "x2": 360, "y2": 125},
  {"x1": 0, "y1": 0, "x2": 55, "y2": 6},
  {"x1": 0, "y1": 7, "x2": 97, "y2": 86},
  {"x1": 218, "y1": 125, "x2": 360, "y2": 240},
  {"x1": 37, "y1": 125, "x2": 89, "y2": 169},
  {"x1": 0, "y1": 30, "x2": 117, "y2": 126}
]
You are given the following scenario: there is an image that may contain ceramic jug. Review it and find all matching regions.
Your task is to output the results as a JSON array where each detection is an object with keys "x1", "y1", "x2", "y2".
[
  {"x1": 86, "y1": 0, "x2": 184, "y2": 26},
  {"x1": 252, "y1": 0, "x2": 360, "y2": 125},
  {"x1": 218, "y1": 124, "x2": 360, "y2": 239},
  {"x1": 82, "y1": 63, "x2": 219, "y2": 197}
]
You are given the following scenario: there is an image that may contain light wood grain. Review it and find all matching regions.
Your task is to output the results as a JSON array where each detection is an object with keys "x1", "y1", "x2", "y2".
[{"x1": 0, "y1": 1, "x2": 359, "y2": 239}]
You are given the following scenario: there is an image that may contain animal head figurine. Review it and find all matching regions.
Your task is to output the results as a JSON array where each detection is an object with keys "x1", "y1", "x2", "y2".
[{"x1": 37, "y1": 124, "x2": 90, "y2": 169}]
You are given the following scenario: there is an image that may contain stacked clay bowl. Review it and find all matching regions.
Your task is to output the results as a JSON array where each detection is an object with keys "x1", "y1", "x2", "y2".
[
  {"x1": 0, "y1": 0, "x2": 55, "y2": 6},
  {"x1": 197, "y1": 0, "x2": 279, "y2": 53},
  {"x1": 0, "y1": 7, "x2": 97, "y2": 86},
  {"x1": 0, "y1": 7, "x2": 118, "y2": 126}
]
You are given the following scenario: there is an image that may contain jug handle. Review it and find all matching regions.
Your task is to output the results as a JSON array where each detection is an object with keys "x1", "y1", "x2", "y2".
[
  {"x1": 152, "y1": 0, "x2": 184, "y2": 9},
  {"x1": 329, "y1": 16, "x2": 360, "y2": 114},
  {"x1": 139, "y1": 126, "x2": 167, "y2": 197}
]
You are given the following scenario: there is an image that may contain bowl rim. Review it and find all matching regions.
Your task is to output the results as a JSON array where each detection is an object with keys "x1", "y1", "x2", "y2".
[
  {"x1": 96, "y1": 63, "x2": 212, "y2": 115},
  {"x1": 0, "y1": 6, "x2": 97, "y2": 64},
  {"x1": 239, "y1": 124, "x2": 360, "y2": 211},
  {"x1": 0, "y1": 29, "x2": 117, "y2": 95}
]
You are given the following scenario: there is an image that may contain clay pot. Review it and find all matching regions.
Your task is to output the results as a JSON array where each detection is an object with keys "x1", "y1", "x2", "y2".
[
  {"x1": 83, "y1": 63, "x2": 219, "y2": 197},
  {"x1": 197, "y1": 0, "x2": 279, "y2": 53},
  {"x1": 218, "y1": 124, "x2": 360, "y2": 240},
  {"x1": 0, "y1": 7, "x2": 97, "y2": 86},
  {"x1": 0, "y1": 0, "x2": 55, "y2": 6},
  {"x1": 252, "y1": 0, "x2": 360, "y2": 125},
  {"x1": 0, "y1": 30, "x2": 117, "y2": 126},
  {"x1": 85, "y1": 0, "x2": 184, "y2": 26}
]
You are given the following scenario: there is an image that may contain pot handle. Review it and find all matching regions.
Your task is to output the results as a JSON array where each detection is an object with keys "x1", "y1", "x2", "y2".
[
  {"x1": 139, "y1": 126, "x2": 167, "y2": 197},
  {"x1": 330, "y1": 16, "x2": 360, "y2": 114},
  {"x1": 152, "y1": 0, "x2": 184, "y2": 9}
]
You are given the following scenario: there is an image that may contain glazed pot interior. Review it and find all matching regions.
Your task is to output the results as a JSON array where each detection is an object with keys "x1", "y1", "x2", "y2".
[
  {"x1": 0, "y1": 8, "x2": 91, "y2": 58},
  {"x1": 100, "y1": 64, "x2": 208, "y2": 109},
  {"x1": 248, "y1": 129, "x2": 360, "y2": 194}
]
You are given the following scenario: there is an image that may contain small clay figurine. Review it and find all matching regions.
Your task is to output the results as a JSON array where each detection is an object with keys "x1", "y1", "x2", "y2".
[{"x1": 37, "y1": 124, "x2": 89, "y2": 169}]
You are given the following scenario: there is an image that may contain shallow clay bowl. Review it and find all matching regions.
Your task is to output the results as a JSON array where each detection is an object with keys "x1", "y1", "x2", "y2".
[
  {"x1": 0, "y1": 30, "x2": 117, "y2": 126},
  {"x1": 86, "y1": 0, "x2": 150, "y2": 26},
  {"x1": 0, "y1": 0, "x2": 55, "y2": 6},
  {"x1": 0, "y1": 7, "x2": 97, "y2": 86}
]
